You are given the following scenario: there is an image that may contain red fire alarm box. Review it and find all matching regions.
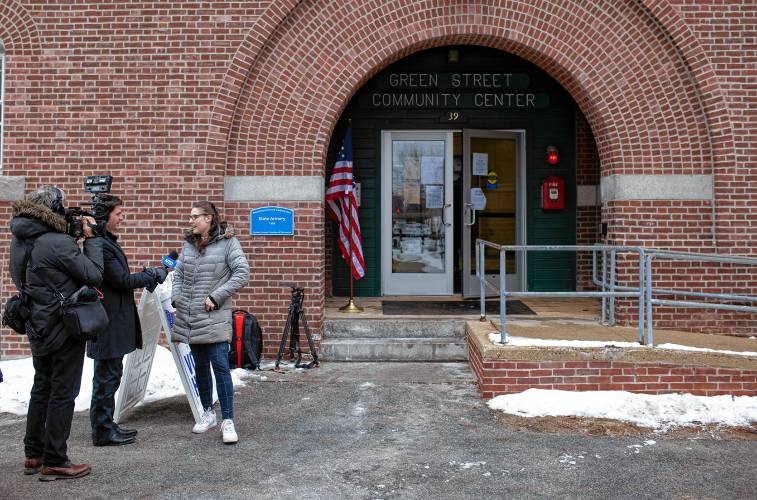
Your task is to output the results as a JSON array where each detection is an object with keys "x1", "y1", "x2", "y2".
[{"x1": 541, "y1": 176, "x2": 565, "y2": 210}]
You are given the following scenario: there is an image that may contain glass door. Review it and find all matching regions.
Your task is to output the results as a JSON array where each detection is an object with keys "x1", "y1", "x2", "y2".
[
  {"x1": 462, "y1": 130, "x2": 525, "y2": 297},
  {"x1": 381, "y1": 131, "x2": 454, "y2": 295}
]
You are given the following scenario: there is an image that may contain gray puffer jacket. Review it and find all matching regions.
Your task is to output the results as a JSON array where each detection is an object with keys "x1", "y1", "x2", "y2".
[{"x1": 171, "y1": 223, "x2": 250, "y2": 344}]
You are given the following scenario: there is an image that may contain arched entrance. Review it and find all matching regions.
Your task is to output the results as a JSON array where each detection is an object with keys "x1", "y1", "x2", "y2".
[
  {"x1": 207, "y1": 0, "x2": 728, "y2": 335},
  {"x1": 325, "y1": 45, "x2": 596, "y2": 298}
]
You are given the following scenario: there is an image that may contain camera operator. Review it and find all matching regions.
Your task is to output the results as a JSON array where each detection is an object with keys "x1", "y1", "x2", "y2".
[
  {"x1": 86, "y1": 194, "x2": 167, "y2": 447},
  {"x1": 9, "y1": 186, "x2": 104, "y2": 481}
]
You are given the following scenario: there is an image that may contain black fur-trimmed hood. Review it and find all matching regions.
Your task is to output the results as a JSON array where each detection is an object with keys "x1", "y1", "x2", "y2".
[{"x1": 10, "y1": 199, "x2": 67, "y2": 239}]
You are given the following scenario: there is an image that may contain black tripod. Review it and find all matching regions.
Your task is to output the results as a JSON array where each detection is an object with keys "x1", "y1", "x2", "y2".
[{"x1": 274, "y1": 286, "x2": 319, "y2": 370}]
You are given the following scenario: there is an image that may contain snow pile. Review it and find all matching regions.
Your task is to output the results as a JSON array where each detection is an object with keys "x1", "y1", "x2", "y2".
[
  {"x1": 488, "y1": 389, "x2": 757, "y2": 429},
  {"x1": 488, "y1": 334, "x2": 640, "y2": 349},
  {"x1": 488, "y1": 334, "x2": 757, "y2": 357},
  {"x1": 0, "y1": 346, "x2": 249, "y2": 416},
  {"x1": 655, "y1": 343, "x2": 757, "y2": 358}
]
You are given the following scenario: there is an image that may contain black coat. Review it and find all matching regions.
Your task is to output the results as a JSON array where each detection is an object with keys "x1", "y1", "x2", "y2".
[
  {"x1": 9, "y1": 200, "x2": 104, "y2": 356},
  {"x1": 86, "y1": 232, "x2": 155, "y2": 360}
]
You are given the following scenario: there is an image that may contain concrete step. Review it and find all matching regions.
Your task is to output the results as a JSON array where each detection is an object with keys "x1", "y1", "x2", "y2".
[
  {"x1": 324, "y1": 319, "x2": 466, "y2": 339},
  {"x1": 320, "y1": 337, "x2": 468, "y2": 362}
]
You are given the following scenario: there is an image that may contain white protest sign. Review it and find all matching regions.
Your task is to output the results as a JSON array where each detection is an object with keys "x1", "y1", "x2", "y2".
[
  {"x1": 114, "y1": 290, "x2": 215, "y2": 425},
  {"x1": 114, "y1": 291, "x2": 162, "y2": 423},
  {"x1": 164, "y1": 318, "x2": 216, "y2": 424}
]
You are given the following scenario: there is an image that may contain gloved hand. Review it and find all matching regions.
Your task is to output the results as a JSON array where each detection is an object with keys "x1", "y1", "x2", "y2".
[
  {"x1": 151, "y1": 267, "x2": 168, "y2": 285},
  {"x1": 143, "y1": 267, "x2": 167, "y2": 286},
  {"x1": 142, "y1": 267, "x2": 160, "y2": 293}
]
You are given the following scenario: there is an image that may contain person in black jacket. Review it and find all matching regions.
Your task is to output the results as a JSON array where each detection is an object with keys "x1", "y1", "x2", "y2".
[
  {"x1": 87, "y1": 194, "x2": 166, "y2": 446},
  {"x1": 9, "y1": 186, "x2": 104, "y2": 481}
]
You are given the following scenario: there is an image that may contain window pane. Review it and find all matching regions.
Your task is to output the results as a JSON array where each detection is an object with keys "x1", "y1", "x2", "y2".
[{"x1": 391, "y1": 140, "x2": 446, "y2": 274}]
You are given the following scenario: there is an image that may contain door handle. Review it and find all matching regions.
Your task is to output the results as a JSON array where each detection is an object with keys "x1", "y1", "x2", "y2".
[
  {"x1": 464, "y1": 203, "x2": 476, "y2": 226},
  {"x1": 442, "y1": 203, "x2": 452, "y2": 227}
]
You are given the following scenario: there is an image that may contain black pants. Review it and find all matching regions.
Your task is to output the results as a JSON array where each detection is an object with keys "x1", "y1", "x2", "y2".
[
  {"x1": 24, "y1": 336, "x2": 86, "y2": 467},
  {"x1": 90, "y1": 357, "x2": 124, "y2": 444}
]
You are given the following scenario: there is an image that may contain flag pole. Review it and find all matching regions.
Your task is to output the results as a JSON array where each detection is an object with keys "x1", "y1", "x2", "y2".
[
  {"x1": 339, "y1": 194, "x2": 363, "y2": 313},
  {"x1": 340, "y1": 120, "x2": 363, "y2": 313}
]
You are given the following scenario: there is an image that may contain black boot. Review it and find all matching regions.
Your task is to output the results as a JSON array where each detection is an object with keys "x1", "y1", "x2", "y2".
[
  {"x1": 93, "y1": 430, "x2": 136, "y2": 447},
  {"x1": 114, "y1": 425, "x2": 137, "y2": 438}
]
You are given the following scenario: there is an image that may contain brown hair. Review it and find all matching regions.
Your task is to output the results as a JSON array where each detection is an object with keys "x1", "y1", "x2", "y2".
[
  {"x1": 187, "y1": 201, "x2": 222, "y2": 254},
  {"x1": 93, "y1": 193, "x2": 123, "y2": 221}
]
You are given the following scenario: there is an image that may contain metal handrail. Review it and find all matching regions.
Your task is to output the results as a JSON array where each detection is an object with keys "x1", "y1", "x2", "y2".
[
  {"x1": 591, "y1": 248, "x2": 757, "y2": 331},
  {"x1": 476, "y1": 242, "x2": 646, "y2": 345},
  {"x1": 477, "y1": 240, "x2": 757, "y2": 348},
  {"x1": 644, "y1": 250, "x2": 757, "y2": 345}
]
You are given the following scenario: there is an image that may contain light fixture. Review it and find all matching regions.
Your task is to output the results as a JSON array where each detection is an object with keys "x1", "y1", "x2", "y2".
[{"x1": 547, "y1": 146, "x2": 559, "y2": 165}]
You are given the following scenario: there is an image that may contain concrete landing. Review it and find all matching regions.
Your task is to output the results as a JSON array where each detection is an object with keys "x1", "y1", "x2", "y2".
[{"x1": 490, "y1": 318, "x2": 757, "y2": 366}]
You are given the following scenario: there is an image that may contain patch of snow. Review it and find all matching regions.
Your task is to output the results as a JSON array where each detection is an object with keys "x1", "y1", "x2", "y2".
[
  {"x1": 0, "y1": 346, "x2": 248, "y2": 416},
  {"x1": 489, "y1": 334, "x2": 640, "y2": 348},
  {"x1": 488, "y1": 334, "x2": 757, "y2": 357},
  {"x1": 655, "y1": 343, "x2": 756, "y2": 358},
  {"x1": 459, "y1": 461, "x2": 486, "y2": 469},
  {"x1": 352, "y1": 405, "x2": 366, "y2": 416},
  {"x1": 488, "y1": 389, "x2": 757, "y2": 430}
]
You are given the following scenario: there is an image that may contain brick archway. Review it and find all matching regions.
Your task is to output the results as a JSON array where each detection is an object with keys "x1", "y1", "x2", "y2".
[
  {"x1": 0, "y1": 0, "x2": 40, "y2": 56},
  {"x1": 202, "y1": 0, "x2": 747, "y2": 336},
  {"x1": 207, "y1": 0, "x2": 730, "y2": 182}
]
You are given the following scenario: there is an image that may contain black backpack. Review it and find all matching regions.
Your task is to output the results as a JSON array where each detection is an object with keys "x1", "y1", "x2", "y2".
[{"x1": 229, "y1": 310, "x2": 263, "y2": 370}]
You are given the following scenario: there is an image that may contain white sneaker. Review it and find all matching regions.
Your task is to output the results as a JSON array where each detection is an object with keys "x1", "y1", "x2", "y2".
[
  {"x1": 192, "y1": 408, "x2": 217, "y2": 434},
  {"x1": 221, "y1": 419, "x2": 238, "y2": 444}
]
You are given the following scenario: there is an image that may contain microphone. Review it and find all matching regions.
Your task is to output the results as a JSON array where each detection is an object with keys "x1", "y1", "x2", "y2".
[
  {"x1": 161, "y1": 251, "x2": 179, "y2": 270},
  {"x1": 145, "y1": 251, "x2": 178, "y2": 293}
]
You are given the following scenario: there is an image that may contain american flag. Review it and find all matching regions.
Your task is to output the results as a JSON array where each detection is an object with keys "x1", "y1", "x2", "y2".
[{"x1": 326, "y1": 126, "x2": 365, "y2": 279}]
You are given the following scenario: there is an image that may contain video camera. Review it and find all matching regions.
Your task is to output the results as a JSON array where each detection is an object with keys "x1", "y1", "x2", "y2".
[{"x1": 65, "y1": 175, "x2": 113, "y2": 238}]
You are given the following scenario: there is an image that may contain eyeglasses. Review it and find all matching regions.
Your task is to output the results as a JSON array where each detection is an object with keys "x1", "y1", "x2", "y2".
[{"x1": 189, "y1": 213, "x2": 210, "y2": 221}]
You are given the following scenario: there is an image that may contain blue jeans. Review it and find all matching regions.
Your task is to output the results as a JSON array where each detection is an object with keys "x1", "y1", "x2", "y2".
[{"x1": 189, "y1": 342, "x2": 233, "y2": 420}]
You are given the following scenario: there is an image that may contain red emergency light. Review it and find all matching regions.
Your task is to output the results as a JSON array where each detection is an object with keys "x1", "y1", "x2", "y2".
[{"x1": 547, "y1": 146, "x2": 559, "y2": 165}]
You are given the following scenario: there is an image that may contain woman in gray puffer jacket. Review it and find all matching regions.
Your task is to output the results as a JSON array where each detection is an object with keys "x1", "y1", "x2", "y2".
[{"x1": 172, "y1": 201, "x2": 249, "y2": 443}]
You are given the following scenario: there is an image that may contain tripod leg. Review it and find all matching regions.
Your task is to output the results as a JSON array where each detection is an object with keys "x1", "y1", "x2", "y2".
[
  {"x1": 289, "y1": 306, "x2": 300, "y2": 361},
  {"x1": 299, "y1": 310, "x2": 319, "y2": 367},
  {"x1": 276, "y1": 306, "x2": 295, "y2": 369}
]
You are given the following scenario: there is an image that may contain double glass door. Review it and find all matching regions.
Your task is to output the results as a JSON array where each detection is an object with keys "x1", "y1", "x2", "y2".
[{"x1": 381, "y1": 130, "x2": 523, "y2": 296}]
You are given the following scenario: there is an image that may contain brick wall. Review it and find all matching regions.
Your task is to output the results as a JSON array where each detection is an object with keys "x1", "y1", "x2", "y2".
[
  {"x1": 575, "y1": 111, "x2": 601, "y2": 291},
  {"x1": 2, "y1": 1, "x2": 755, "y2": 357},
  {"x1": 469, "y1": 334, "x2": 757, "y2": 399},
  {"x1": 0, "y1": 1, "x2": 274, "y2": 357}
]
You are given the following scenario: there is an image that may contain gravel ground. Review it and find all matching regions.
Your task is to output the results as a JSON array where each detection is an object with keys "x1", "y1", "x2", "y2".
[{"x1": 1, "y1": 362, "x2": 755, "y2": 499}]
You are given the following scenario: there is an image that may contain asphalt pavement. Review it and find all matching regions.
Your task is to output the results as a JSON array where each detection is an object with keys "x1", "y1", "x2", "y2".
[{"x1": 0, "y1": 362, "x2": 754, "y2": 499}]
